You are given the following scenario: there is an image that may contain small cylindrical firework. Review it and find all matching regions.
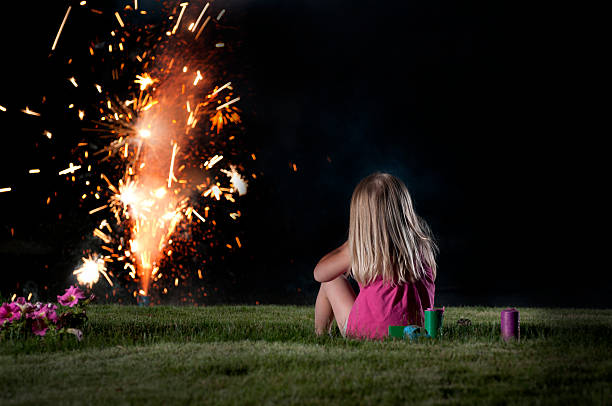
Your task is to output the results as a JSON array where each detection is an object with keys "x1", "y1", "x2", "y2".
[
  {"x1": 500, "y1": 308, "x2": 520, "y2": 341},
  {"x1": 137, "y1": 295, "x2": 150, "y2": 307},
  {"x1": 424, "y1": 306, "x2": 445, "y2": 338}
]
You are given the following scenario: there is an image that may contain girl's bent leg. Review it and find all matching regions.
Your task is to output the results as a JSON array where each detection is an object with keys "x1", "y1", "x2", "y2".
[
  {"x1": 314, "y1": 285, "x2": 334, "y2": 335},
  {"x1": 314, "y1": 275, "x2": 356, "y2": 336}
]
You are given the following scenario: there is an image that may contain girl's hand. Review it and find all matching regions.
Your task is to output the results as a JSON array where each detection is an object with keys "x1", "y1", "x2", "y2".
[{"x1": 313, "y1": 241, "x2": 350, "y2": 282}]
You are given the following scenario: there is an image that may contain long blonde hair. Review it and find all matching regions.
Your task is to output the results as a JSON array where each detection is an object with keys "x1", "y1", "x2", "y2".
[{"x1": 348, "y1": 173, "x2": 437, "y2": 286}]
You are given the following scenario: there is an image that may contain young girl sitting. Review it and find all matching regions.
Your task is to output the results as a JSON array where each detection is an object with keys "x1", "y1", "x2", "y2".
[{"x1": 313, "y1": 172, "x2": 437, "y2": 339}]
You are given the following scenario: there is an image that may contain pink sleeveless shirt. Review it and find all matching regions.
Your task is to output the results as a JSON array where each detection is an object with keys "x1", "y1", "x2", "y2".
[{"x1": 345, "y1": 266, "x2": 435, "y2": 340}]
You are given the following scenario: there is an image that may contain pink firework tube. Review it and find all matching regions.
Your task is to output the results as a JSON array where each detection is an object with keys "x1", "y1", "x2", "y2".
[{"x1": 500, "y1": 308, "x2": 520, "y2": 341}]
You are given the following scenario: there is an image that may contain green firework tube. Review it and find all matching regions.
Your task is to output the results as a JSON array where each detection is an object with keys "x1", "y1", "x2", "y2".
[
  {"x1": 424, "y1": 307, "x2": 445, "y2": 338},
  {"x1": 388, "y1": 325, "x2": 406, "y2": 338}
]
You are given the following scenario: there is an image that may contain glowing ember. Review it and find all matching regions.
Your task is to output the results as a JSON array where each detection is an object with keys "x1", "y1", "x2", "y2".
[{"x1": 73, "y1": 256, "x2": 113, "y2": 288}]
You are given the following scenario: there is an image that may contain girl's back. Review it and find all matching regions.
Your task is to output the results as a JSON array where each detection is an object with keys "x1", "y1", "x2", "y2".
[{"x1": 313, "y1": 172, "x2": 438, "y2": 340}]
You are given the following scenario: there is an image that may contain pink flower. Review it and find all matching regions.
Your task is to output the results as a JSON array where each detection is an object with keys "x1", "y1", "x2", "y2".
[
  {"x1": 24, "y1": 303, "x2": 38, "y2": 319},
  {"x1": 32, "y1": 304, "x2": 58, "y2": 324},
  {"x1": 0, "y1": 302, "x2": 22, "y2": 326},
  {"x1": 57, "y1": 285, "x2": 86, "y2": 307},
  {"x1": 31, "y1": 318, "x2": 48, "y2": 336},
  {"x1": 11, "y1": 297, "x2": 29, "y2": 313},
  {"x1": 45, "y1": 304, "x2": 58, "y2": 323}
]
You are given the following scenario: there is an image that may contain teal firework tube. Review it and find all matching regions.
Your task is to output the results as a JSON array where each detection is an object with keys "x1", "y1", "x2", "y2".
[
  {"x1": 424, "y1": 307, "x2": 445, "y2": 338},
  {"x1": 137, "y1": 295, "x2": 150, "y2": 307}
]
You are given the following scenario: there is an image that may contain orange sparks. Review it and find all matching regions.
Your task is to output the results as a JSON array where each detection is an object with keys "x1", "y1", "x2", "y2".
[
  {"x1": 142, "y1": 100, "x2": 158, "y2": 111},
  {"x1": 212, "y1": 82, "x2": 231, "y2": 96},
  {"x1": 193, "y1": 70, "x2": 203, "y2": 86},
  {"x1": 205, "y1": 154, "x2": 223, "y2": 169},
  {"x1": 172, "y1": 2, "x2": 189, "y2": 35},
  {"x1": 195, "y1": 16, "x2": 211, "y2": 40},
  {"x1": 216, "y1": 97, "x2": 240, "y2": 111},
  {"x1": 59, "y1": 163, "x2": 81, "y2": 175},
  {"x1": 37, "y1": 3, "x2": 248, "y2": 300},
  {"x1": 51, "y1": 6, "x2": 72, "y2": 51},
  {"x1": 74, "y1": 256, "x2": 113, "y2": 288},
  {"x1": 21, "y1": 107, "x2": 41, "y2": 116},
  {"x1": 115, "y1": 12, "x2": 125, "y2": 28},
  {"x1": 0, "y1": 187, "x2": 11, "y2": 193},
  {"x1": 168, "y1": 143, "x2": 178, "y2": 187},
  {"x1": 94, "y1": 228, "x2": 111, "y2": 243},
  {"x1": 193, "y1": 209, "x2": 206, "y2": 223},
  {"x1": 89, "y1": 205, "x2": 108, "y2": 214},
  {"x1": 0, "y1": 105, "x2": 6, "y2": 112},
  {"x1": 135, "y1": 73, "x2": 156, "y2": 91},
  {"x1": 203, "y1": 185, "x2": 221, "y2": 200},
  {"x1": 191, "y1": 2, "x2": 210, "y2": 32}
]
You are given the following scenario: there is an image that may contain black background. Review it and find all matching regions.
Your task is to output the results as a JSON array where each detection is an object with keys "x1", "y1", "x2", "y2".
[{"x1": 0, "y1": 0, "x2": 607, "y2": 307}]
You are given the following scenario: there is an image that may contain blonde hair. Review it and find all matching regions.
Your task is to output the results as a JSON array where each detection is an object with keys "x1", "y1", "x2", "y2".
[{"x1": 348, "y1": 173, "x2": 437, "y2": 286}]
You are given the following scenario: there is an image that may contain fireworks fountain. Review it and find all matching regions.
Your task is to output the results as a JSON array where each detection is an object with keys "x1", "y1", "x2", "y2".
[{"x1": 9, "y1": 1, "x2": 251, "y2": 304}]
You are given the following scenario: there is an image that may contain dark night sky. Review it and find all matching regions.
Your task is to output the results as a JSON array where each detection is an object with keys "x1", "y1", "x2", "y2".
[{"x1": 0, "y1": 1, "x2": 607, "y2": 307}]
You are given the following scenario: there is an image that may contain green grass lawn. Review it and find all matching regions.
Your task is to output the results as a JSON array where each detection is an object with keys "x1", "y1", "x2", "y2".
[{"x1": 1, "y1": 305, "x2": 611, "y2": 405}]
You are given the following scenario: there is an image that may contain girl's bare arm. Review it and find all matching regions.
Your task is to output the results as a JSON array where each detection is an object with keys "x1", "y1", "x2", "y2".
[{"x1": 313, "y1": 241, "x2": 350, "y2": 283}]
